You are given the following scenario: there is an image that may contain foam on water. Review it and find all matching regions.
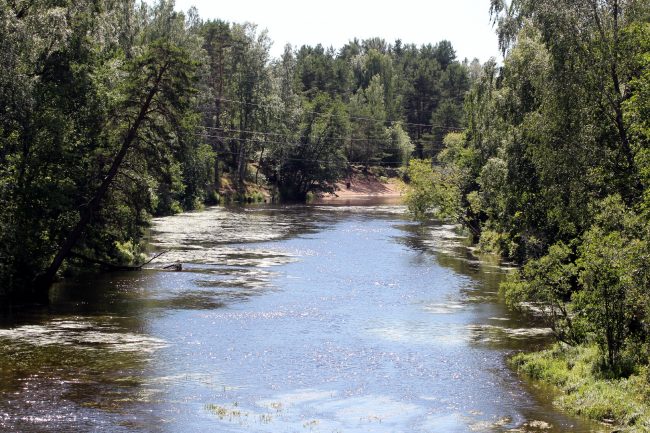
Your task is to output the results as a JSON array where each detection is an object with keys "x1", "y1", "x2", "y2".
[{"x1": 0, "y1": 318, "x2": 167, "y2": 353}]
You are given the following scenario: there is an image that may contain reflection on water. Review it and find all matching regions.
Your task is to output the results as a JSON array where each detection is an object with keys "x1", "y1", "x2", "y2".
[
  {"x1": 0, "y1": 204, "x2": 605, "y2": 432},
  {"x1": 0, "y1": 318, "x2": 167, "y2": 352}
]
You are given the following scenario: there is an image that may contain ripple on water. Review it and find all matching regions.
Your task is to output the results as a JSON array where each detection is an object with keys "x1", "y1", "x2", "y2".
[
  {"x1": 0, "y1": 206, "x2": 603, "y2": 433},
  {"x1": 0, "y1": 318, "x2": 167, "y2": 353},
  {"x1": 150, "y1": 206, "x2": 320, "y2": 248},
  {"x1": 368, "y1": 321, "x2": 552, "y2": 347},
  {"x1": 207, "y1": 390, "x2": 425, "y2": 433},
  {"x1": 423, "y1": 301, "x2": 466, "y2": 314},
  {"x1": 149, "y1": 246, "x2": 297, "y2": 269},
  {"x1": 311, "y1": 205, "x2": 408, "y2": 215}
]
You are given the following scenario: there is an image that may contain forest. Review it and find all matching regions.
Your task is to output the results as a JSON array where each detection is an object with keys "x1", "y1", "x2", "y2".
[
  {"x1": 405, "y1": 0, "x2": 650, "y2": 426},
  {"x1": 1, "y1": 0, "x2": 650, "y2": 427},
  {"x1": 0, "y1": 0, "x2": 471, "y2": 301}
]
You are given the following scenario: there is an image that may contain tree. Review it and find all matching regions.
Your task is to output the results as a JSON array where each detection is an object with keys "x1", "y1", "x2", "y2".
[
  {"x1": 434, "y1": 40, "x2": 456, "y2": 70},
  {"x1": 295, "y1": 44, "x2": 341, "y2": 98},
  {"x1": 405, "y1": 159, "x2": 460, "y2": 221},
  {"x1": 429, "y1": 62, "x2": 470, "y2": 155},
  {"x1": 0, "y1": 0, "x2": 205, "y2": 300},
  {"x1": 348, "y1": 74, "x2": 389, "y2": 167},
  {"x1": 399, "y1": 44, "x2": 442, "y2": 157},
  {"x1": 490, "y1": 0, "x2": 650, "y2": 204},
  {"x1": 39, "y1": 35, "x2": 199, "y2": 294},
  {"x1": 384, "y1": 123, "x2": 413, "y2": 166},
  {"x1": 0, "y1": 0, "x2": 138, "y2": 297},
  {"x1": 503, "y1": 242, "x2": 581, "y2": 345},
  {"x1": 201, "y1": 19, "x2": 232, "y2": 193},
  {"x1": 271, "y1": 93, "x2": 348, "y2": 201},
  {"x1": 472, "y1": 0, "x2": 650, "y2": 372},
  {"x1": 1, "y1": 0, "x2": 94, "y2": 296},
  {"x1": 574, "y1": 196, "x2": 649, "y2": 369},
  {"x1": 623, "y1": 21, "x2": 650, "y2": 213}
]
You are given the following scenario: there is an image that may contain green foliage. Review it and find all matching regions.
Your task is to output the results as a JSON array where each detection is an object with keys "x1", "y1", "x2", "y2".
[
  {"x1": 0, "y1": 0, "x2": 212, "y2": 299},
  {"x1": 114, "y1": 240, "x2": 146, "y2": 266},
  {"x1": 347, "y1": 74, "x2": 389, "y2": 166},
  {"x1": 449, "y1": 8, "x2": 650, "y2": 262},
  {"x1": 477, "y1": 229, "x2": 507, "y2": 255},
  {"x1": 438, "y1": 132, "x2": 472, "y2": 167},
  {"x1": 405, "y1": 159, "x2": 460, "y2": 221},
  {"x1": 574, "y1": 196, "x2": 650, "y2": 369},
  {"x1": 503, "y1": 196, "x2": 650, "y2": 370},
  {"x1": 477, "y1": 157, "x2": 507, "y2": 223},
  {"x1": 511, "y1": 344, "x2": 650, "y2": 430},
  {"x1": 197, "y1": 27, "x2": 471, "y2": 202},
  {"x1": 405, "y1": 160, "x2": 438, "y2": 220},
  {"x1": 503, "y1": 241, "x2": 582, "y2": 345},
  {"x1": 624, "y1": 22, "x2": 650, "y2": 214},
  {"x1": 426, "y1": 1, "x2": 650, "y2": 382},
  {"x1": 385, "y1": 123, "x2": 413, "y2": 165},
  {"x1": 271, "y1": 93, "x2": 349, "y2": 201}
]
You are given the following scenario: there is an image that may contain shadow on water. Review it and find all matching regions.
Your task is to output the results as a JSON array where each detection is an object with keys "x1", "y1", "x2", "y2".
[
  {"x1": 0, "y1": 313, "x2": 163, "y2": 432},
  {"x1": 0, "y1": 204, "x2": 607, "y2": 432},
  {"x1": 0, "y1": 205, "x2": 331, "y2": 432},
  {"x1": 392, "y1": 220, "x2": 606, "y2": 432}
]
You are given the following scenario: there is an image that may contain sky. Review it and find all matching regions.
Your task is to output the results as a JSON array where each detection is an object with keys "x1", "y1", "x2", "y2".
[{"x1": 172, "y1": 0, "x2": 503, "y2": 63}]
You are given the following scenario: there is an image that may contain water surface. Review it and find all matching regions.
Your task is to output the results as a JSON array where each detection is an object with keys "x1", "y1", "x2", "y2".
[{"x1": 0, "y1": 204, "x2": 604, "y2": 432}]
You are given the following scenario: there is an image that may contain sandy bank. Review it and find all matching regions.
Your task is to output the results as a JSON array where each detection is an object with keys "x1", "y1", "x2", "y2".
[{"x1": 317, "y1": 176, "x2": 405, "y2": 203}]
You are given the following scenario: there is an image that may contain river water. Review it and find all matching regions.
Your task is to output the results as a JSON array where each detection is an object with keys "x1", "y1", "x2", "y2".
[{"x1": 0, "y1": 203, "x2": 605, "y2": 432}]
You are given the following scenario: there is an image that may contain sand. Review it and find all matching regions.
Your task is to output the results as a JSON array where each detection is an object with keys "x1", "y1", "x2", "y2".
[{"x1": 317, "y1": 176, "x2": 405, "y2": 202}]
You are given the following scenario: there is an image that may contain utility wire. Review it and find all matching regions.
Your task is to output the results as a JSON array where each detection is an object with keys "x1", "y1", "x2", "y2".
[
  {"x1": 190, "y1": 132, "x2": 445, "y2": 151},
  {"x1": 200, "y1": 97, "x2": 464, "y2": 131},
  {"x1": 198, "y1": 126, "x2": 447, "y2": 146},
  {"x1": 178, "y1": 132, "x2": 417, "y2": 165}
]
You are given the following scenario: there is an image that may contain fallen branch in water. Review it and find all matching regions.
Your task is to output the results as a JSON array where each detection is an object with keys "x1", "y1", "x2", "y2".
[
  {"x1": 162, "y1": 262, "x2": 182, "y2": 271},
  {"x1": 142, "y1": 251, "x2": 168, "y2": 266},
  {"x1": 70, "y1": 250, "x2": 169, "y2": 271}
]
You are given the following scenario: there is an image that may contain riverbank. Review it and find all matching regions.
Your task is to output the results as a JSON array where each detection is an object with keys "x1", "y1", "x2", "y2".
[
  {"x1": 316, "y1": 172, "x2": 405, "y2": 203},
  {"x1": 215, "y1": 169, "x2": 406, "y2": 204},
  {"x1": 511, "y1": 344, "x2": 650, "y2": 432}
]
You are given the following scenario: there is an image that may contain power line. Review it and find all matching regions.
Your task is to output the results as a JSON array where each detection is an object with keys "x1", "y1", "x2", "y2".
[
  {"x1": 178, "y1": 132, "x2": 418, "y2": 165},
  {"x1": 199, "y1": 126, "x2": 446, "y2": 146},
  {"x1": 192, "y1": 132, "x2": 446, "y2": 152},
  {"x1": 200, "y1": 97, "x2": 464, "y2": 131},
  {"x1": 187, "y1": 132, "x2": 386, "y2": 149},
  {"x1": 177, "y1": 135, "x2": 406, "y2": 166}
]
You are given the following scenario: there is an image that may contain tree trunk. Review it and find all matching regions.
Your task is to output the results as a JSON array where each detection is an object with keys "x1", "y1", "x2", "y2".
[
  {"x1": 255, "y1": 145, "x2": 265, "y2": 184},
  {"x1": 213, "y1": 62, "x2": 223, "y2": 191},
  {"x1": 237, "y1": 144, "x2": 246, "y2": 193},
  {"x1": 34, "y1": 64, "x2": 167, "y2": 297}
]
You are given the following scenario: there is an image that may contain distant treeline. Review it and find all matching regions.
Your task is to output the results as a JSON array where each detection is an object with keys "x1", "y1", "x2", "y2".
[
  {"x1": 199, "y1": 21, "x2": 475, "y2": 200},
  {"x1": 0, "y1": 0, "x2": 475, "y2": 299}
]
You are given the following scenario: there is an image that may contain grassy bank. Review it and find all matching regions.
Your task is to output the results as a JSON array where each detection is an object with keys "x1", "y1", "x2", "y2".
[{"x1": 510, "y1": 344, "x2": 650, "y2": 431}]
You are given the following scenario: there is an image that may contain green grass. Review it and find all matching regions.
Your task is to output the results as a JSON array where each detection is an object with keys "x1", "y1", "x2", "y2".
[{"x1": 510, "y1": 344, "x2": 650, "y2": 431}]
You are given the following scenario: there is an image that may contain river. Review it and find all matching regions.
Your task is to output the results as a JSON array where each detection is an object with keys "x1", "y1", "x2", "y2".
[{"x1": 0, "y1": 203, "x2": 605, "y2": 432}]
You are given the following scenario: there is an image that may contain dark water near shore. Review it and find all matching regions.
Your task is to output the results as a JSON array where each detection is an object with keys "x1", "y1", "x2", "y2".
[{"x1": 0, "y1": 203, "x2": 605, "y2": 432}]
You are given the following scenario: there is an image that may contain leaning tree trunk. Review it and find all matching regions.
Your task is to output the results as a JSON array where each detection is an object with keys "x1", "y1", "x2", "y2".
[{"x1": 34, "y1": 65, "x2": 167, "y2": 299}]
